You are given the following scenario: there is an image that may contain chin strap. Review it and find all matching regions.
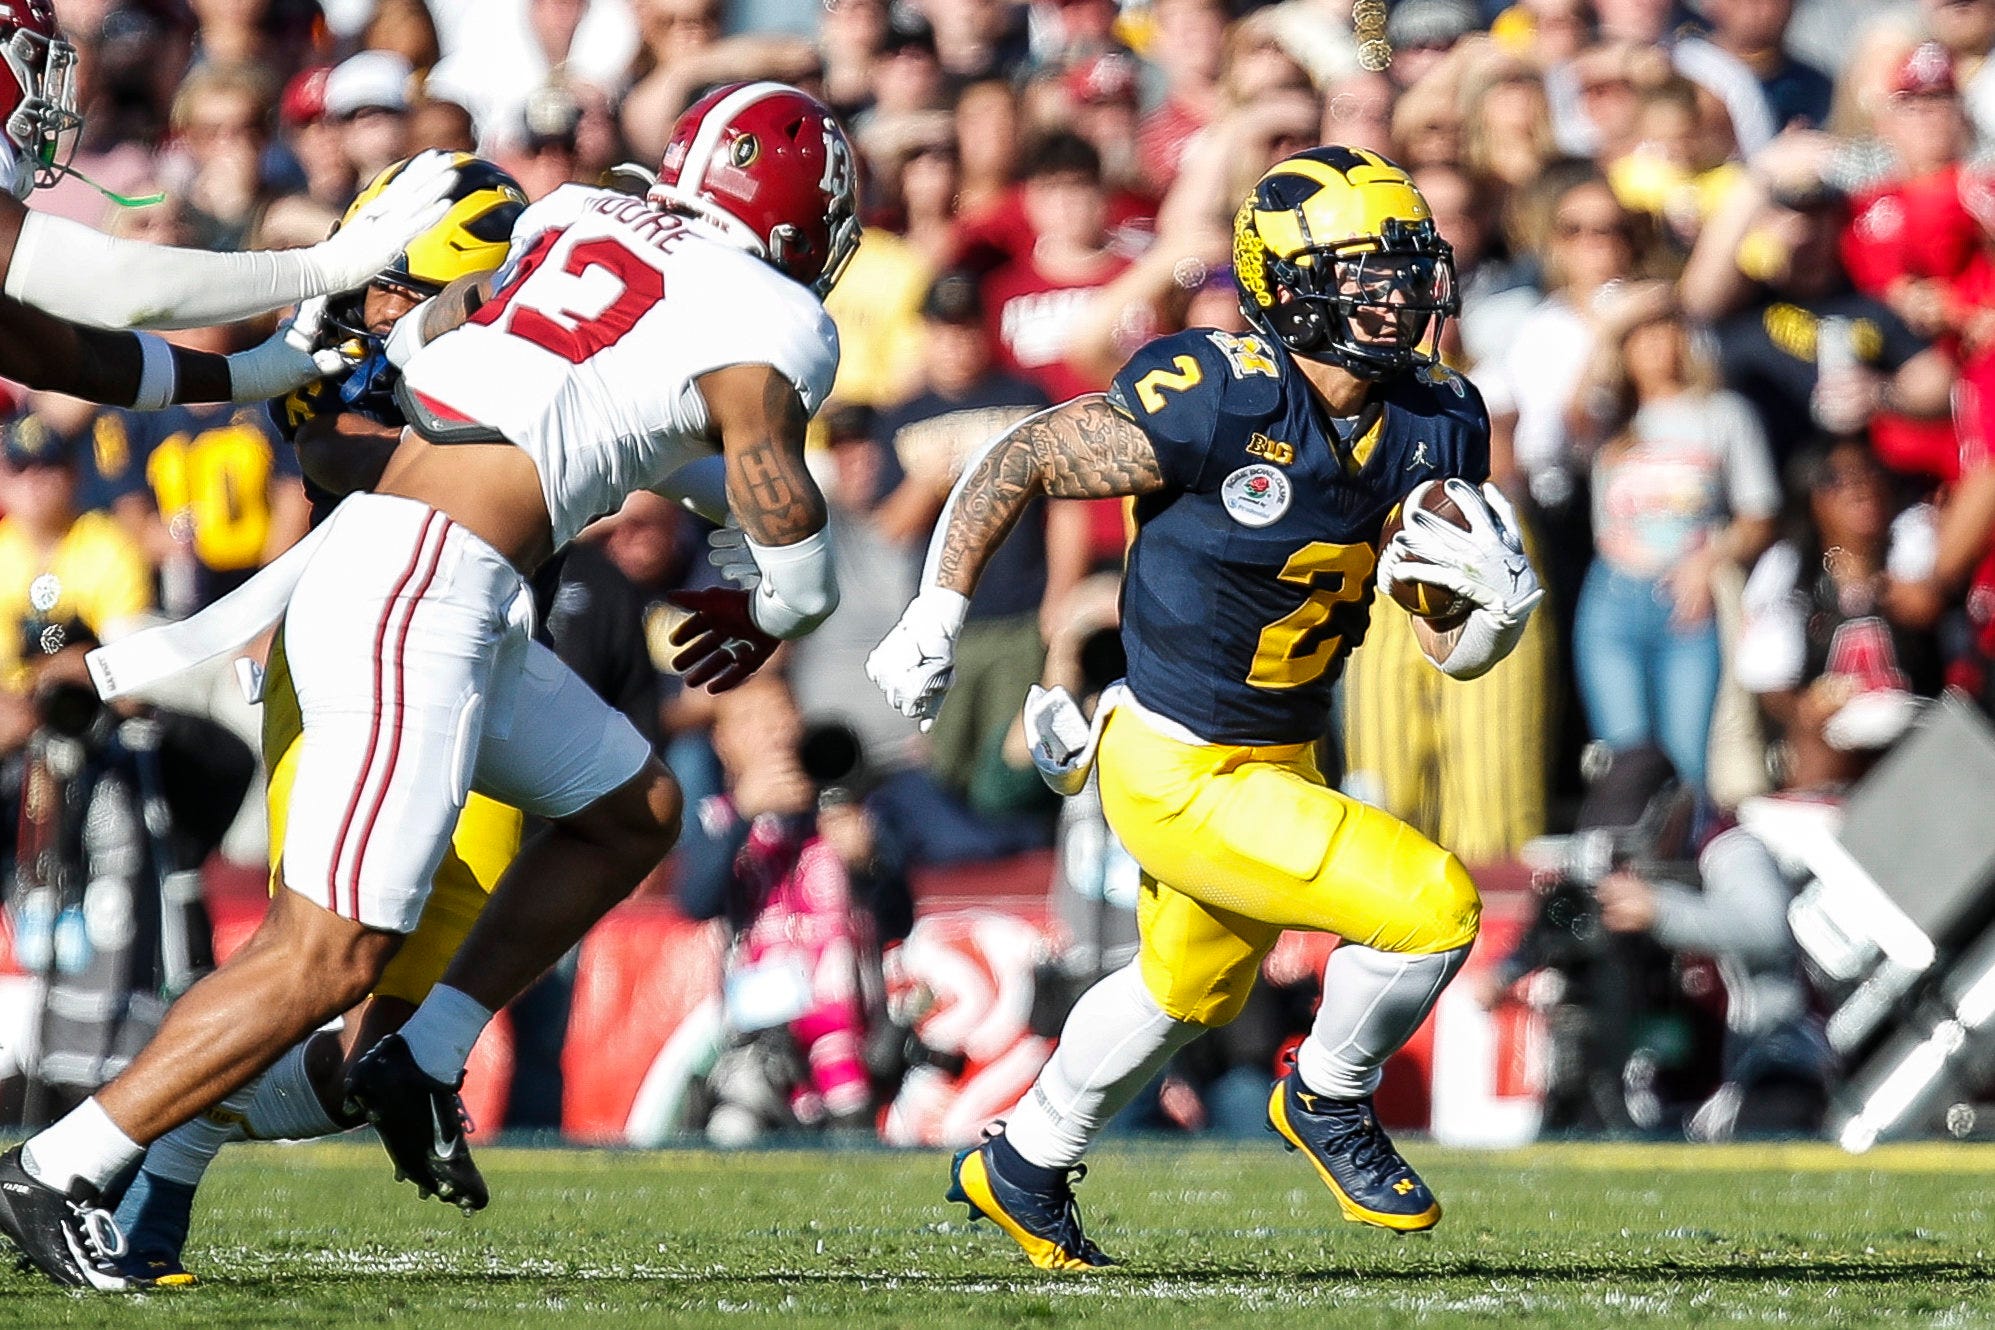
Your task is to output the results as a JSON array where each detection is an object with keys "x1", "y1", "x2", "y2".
[{"x1": 53, "y1": 159, "x2": 165, "y2": 208}]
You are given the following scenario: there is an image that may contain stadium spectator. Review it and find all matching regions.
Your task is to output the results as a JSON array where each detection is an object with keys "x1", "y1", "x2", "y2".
[
  {"x1": 1568, "y1": 282, "x2": 1781, "y2": 792},
  {"x1": 164, "y1": 62, "x2": 283, "y2": 252},
  {"x1": 1481, "y1": 168, "x2": 1651, "y2": 602},
  {"x1": 1681, "y1": 136, "x2": 1955, "y2": 469},
  {"x1": 874, "y1": 271, "x2": 1087, "y2": 807},
  {"x1": 0, "y1": 421, "x2": 152, "y2": 687},
  {"x1": 324, "y1": 49, "x2": 414, "y2": 185},
  {"x1": 788, "y1": 405, "x2": 924, "y2": 772},
  {"x1": 1735, "y1": 438, "x2": 1942, "y2": 770},
  {"x1": 275, "y1": 66, "x2": 355, "y2": 211},
  {"x1": 1460, "y1": 53, "x2": 1560, "y2": 196},
  {"x1": 1698, "y1": 0, "x2": 1834, "y2": 131},
  {"x1": 1136, "y1": 0, "x2": 1228, "y2": 188}
]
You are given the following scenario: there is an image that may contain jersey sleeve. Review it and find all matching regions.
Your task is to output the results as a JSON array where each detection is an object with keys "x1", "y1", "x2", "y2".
[
  {"x1": 1417, "y1": 364, "x2": 1492, "y2": 483},
  {"x1": 1106, "y1": 329, "x2": 1281, "y2": 491}
]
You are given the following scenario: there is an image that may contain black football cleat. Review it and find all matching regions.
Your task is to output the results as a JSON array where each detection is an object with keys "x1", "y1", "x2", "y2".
[
  {"x1": 0, "y1": 1145, "x2": 133, "y2": 1290},
  {"x1": 1268, "y1": 1071, "x2": 1442, "y2": 1232},
  {"x1": 946, "y1": 1129, "x2": 1113, "y2": 1271},
  {"x1": 344, "y1": 1034, "x2": 489, "y2": 1213}
]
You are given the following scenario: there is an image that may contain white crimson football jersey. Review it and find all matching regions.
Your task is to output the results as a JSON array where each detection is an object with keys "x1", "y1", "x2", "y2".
[{"x1": 397, "y1": 182, "x2": 840, "y2": 549}]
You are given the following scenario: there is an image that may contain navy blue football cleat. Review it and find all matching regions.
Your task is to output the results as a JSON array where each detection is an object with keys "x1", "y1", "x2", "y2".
[
  {"x1": 946, "y1": 1129, "x2": 1113, "y2": 1270},
  {"x1": 1267, "y1": 1071, "x2": 1442, "y2": 1232},
  {"x1": 110, "y1": 1169, "x2": 198, "y2": 1286}
]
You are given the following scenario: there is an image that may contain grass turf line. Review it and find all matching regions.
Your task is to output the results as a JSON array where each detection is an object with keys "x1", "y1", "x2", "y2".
[{"x1": 3, "y1": 1140, "x2": 1994, "y2": 1328}]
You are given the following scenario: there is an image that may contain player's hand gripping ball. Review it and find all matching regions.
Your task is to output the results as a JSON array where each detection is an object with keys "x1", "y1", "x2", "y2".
[
  {"x1": 1379, "y1": 481, "x2": 1473, "y2": 625},
  {"x1": 667, "y1": 587, "x2": 779, "y2": 692}
]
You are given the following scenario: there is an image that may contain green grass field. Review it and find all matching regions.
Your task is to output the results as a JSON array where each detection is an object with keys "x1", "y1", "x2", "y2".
[{"x1": 4, "y1": 1140, "x2": 1994, "y2": 1328}]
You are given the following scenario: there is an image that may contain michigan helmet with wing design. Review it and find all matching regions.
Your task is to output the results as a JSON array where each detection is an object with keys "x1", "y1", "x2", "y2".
[
  {"x1": 325, "y1": 153, "x2": 526, "y2": 351},
  {"x1": 0, "y1": 0, "x2": 77, "y2": 196},
  {"x1": 1234, "y1": 146, "x2": 1457, "y2": 379}
]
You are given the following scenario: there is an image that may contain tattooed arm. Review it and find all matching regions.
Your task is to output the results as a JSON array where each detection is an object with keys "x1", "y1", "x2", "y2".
[
  {"x1": 870, "y1": 394, "x2": 1164, "y2": 726},
  {"x1": 694, "y1": 362, "x2": 835, "y2": 638},
  {"x1": 928, "y1": 393, "x2": 1164, "y2": 597}
]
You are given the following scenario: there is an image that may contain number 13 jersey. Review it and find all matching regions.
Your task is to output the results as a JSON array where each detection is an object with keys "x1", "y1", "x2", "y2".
[
  {"x1": 397, "y1": 183, "x2": 840, "y2": 549},
  {"x1": 1107, "y1": 327, "x2": 1489, "y2": 747}
]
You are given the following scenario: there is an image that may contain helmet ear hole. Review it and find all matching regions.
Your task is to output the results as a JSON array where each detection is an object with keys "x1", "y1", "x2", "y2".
[{"x1": 1273, "y1": 299, "x2": 1326, "y2": 352}]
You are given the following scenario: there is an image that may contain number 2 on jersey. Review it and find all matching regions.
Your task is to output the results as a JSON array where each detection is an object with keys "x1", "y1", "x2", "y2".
[
  {"x1": 470, "y1": 233, "x2": 664, "y2": 363},
  {"x1": 1248, "y1": 541, "x2": 1375, "y2": 688}
]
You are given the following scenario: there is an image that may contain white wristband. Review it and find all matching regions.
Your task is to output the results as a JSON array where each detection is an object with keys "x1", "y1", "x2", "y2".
[
  {"x1": 130, "y1": 333, "x2": 176, "y2": 410},
  {"x1": 745, "y1": 527, "x2": 839, "y2": 639}
]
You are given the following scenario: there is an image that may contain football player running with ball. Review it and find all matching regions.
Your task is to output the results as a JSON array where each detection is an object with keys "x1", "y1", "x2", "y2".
[
  {"x1": 870, "y1": 147, "x2": 1543, "y2": 1267},
  {"x1": 0, "y1": 2, "x2": 460, "y2": 410},
  {"x1": 0, "y1": 83, "x2": 855, "y2": 1289}
]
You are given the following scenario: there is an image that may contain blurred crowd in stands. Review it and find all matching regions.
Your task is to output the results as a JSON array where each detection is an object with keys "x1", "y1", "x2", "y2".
[{"x1": 6, "y1": 0, "x2": 1995, "y2": 1142}]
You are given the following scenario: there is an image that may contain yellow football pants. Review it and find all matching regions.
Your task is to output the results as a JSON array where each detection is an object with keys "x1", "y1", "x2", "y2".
[
  {"x1": 1341, "y1": 539, "x2": 1554, "y2": 863},
  {"x1": 262, "y1": 631, "x2": 521, "y2": 1005},
  {"x1": 1094, "y1": 705, "x2": 1480, "y2": 1027}
]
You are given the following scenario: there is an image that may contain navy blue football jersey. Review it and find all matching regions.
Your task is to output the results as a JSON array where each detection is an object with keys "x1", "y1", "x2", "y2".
[{"x1": 1106, "y1": 328, "x2": 1488, "y2": 744}]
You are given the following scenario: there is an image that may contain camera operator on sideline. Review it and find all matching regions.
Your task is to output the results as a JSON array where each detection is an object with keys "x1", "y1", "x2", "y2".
[
  {"x1": 676, "y1": 673, "x2": 912, "y2": 1141},
  {"x1": 0, "y1": 617, "x2": 251, "y2": 1125}
]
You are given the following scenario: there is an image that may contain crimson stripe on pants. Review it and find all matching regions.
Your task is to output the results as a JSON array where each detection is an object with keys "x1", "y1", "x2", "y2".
[
  {"x1": 325, "y1": 511, "x2": 441, "y2": 916},
  {"x1": 344, "y1": 515, "x2": 454, "y2": 918}
]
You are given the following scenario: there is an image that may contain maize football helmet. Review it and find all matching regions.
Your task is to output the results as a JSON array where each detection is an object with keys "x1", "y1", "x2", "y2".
[
  {"x1": 325, "y1": 153, "x2": 526, "y2": 354},
  {"x1": 1234, "y1": 146, "x2": 1457, "y2": 378},
  {"x1": 649, "y1": 81, "x2": 861, "y2": 298},
  {"x1": 0, "y1": 0, "x2": 76, "y2": 197}
]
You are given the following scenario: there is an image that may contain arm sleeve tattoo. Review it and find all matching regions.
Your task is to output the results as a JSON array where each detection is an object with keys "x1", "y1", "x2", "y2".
[{"x1": 928, "y1": 393, "x2": 1165, "y2": 596}]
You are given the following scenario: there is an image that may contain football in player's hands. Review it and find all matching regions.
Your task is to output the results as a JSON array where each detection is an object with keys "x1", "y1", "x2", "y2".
[
  {"x1": 1380, "y1": 482, "x2": 1473, "y2": 625},
  {"x1": 667, "y1": 587, "x2": 779, "y2": 692}
]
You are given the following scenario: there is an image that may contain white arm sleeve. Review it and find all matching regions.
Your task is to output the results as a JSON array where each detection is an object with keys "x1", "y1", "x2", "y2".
[
  {"x1": 4, "y1": 210, "x2": 339, "y2": 330},
  {"x1": 746, "y1": 528, "x2": 838, "y2": 639}
]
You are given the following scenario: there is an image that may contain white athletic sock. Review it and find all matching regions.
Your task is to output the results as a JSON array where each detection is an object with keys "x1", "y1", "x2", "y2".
[
  {"x1": 1296, "y1": 941, "x2": 1470, "y2": 1100},
  {"x1": 21, "y1": 1097, "x2": 144, "y2": 1194},
  {"x1": 244, "y1": 1041, "x2": 342, "y2": 1141},
  {"x1": 397, "y1": 984, "x2": 493, "y2": 1084},
  {"x1": 142, "y1": 1080, "x2": 256, "y2": 1188},
  {"x1": 1004, "y1": 962, "x2": 1204, "y2": 1170}
]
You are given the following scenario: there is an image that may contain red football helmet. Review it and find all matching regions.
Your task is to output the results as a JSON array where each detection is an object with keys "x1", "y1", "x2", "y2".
[
  {"x1": 0, "y1": 0, "x2": 75, "y2": 196},
  {"x1": 650, "y1": 82, "x2": 861, "y2": 298}
]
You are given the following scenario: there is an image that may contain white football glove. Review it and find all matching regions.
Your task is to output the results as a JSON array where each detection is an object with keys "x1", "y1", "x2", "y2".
[
  {"x1": 305, "y1": 149, "x2": 460, "y2": 294},
  {"x1": 222, "y1": 295, "x2": 347, "y2": 402},
  {"x1": 1383, "y1": 478, "x2": 1545, "y2": 680},
  {"x1": 706, "y1": 519, "x2": 761, "y2": 590},
  {"x1": 867, "y1": 589, "x2": 969, "y2": 731}
]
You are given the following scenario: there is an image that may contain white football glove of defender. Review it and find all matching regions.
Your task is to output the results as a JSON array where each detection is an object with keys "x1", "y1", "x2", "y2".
[
  {"x1": 706, "y1": 519, "x2": 761, "y2": 589},
  {"x1": 305, "y1": 149, "x2": 461, "y2": 294},
  {"x1": 867, "y1": 588, "x2": 970, "y2": 731},
  {"x1": 1380, "y1": 478, "x2": 1544, "y2": 681},
  {"x1": 219, "y1": 295, "x2": 348, "y2": 403}
]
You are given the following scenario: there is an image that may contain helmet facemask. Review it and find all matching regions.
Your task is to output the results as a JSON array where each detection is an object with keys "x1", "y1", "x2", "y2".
[
  {"x1": 1258, "y1": 219, "x2": 1459, "y2": 378},
  {"x1": 2, "y1": 22, "x2": 78, "y2": 193}
]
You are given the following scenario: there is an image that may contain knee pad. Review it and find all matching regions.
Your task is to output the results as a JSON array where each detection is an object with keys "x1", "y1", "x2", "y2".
[
  {"x1": 1409, "y1": 851, "x2": 1481, "y2": 955},
  {"x1": 1138, "y1": 942, "x2": 1265, "y2": 1027}
]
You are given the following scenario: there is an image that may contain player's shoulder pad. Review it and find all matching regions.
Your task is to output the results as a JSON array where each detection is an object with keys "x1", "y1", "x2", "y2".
[
  {"x1": 1389, "y1": 362, "x2": 1491, "y2": 468},
  {"x1": 682, "y1": 242, "x2": 841, "y2": 417},
  {"x1": 1107, "y1": 328, "x2": 1285, "y2": 449}
]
